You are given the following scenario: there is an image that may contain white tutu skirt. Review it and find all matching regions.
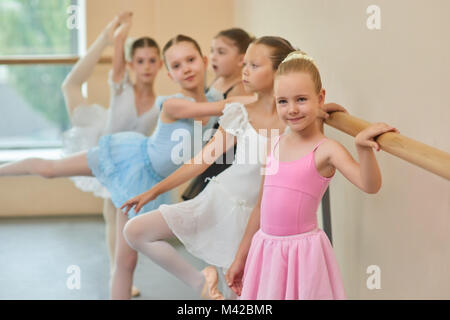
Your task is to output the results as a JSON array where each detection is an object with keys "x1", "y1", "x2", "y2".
[
  {"x1": 62, "y1": 104, "x2": 110, "y2": 199},
  {"x1": 159, "y1": 177, "x2": 253, "y2": 269}
]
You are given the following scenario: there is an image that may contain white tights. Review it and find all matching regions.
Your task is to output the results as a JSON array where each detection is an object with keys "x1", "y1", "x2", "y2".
[{"x1": 123, "y1": 210, "x2": 206, "y2": 295}]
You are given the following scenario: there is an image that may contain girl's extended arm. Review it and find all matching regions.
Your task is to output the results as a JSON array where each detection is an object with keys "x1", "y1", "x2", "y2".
[
  {"x1": 225, "y1": 173, "x2": 265, "y2": 296},
  {"x1": 328, "y1": 122, "x2": 399, "y2": 193},
  {"x1": 62, "y1": 17, "x2": 120, "y2": 116},
  {"x1": 111, "y1": 12, "x2": 132, "y2": 83},
  {"x1": 162, "y1": 94, "x2": 257, "y2": 119},
  {"x1": 162, "y1": 93, "x2": 344, "y2": 122},
  {"x1": 121, "y1": 126, "x2": 237, "y2": 214}
]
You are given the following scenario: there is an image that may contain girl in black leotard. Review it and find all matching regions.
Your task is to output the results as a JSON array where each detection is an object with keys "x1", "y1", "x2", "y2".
[{"x1": 182, "y1": 28, "x2": 254, "y2": 200}]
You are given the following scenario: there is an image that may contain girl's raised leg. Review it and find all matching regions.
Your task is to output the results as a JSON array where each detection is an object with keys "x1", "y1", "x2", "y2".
[
  {"x1": 0, "y1": 151, "x2": 92, "y2": 178},
  {"x1": 62, "y1": 15, "x2": 120, "y2": 115},
  {"x1": 123, "y1": 210, "x2": 221, "y2": 297}
]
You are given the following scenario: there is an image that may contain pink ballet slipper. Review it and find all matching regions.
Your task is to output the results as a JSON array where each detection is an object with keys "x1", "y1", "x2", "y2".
[{"x1": 201, "y1": 266, "x2": 224, "y2": 300}]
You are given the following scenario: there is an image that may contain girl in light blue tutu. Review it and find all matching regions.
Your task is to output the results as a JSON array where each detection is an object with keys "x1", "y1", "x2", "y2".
[{"x1": 0, "y1": 34, "x2": 249, "y2": 299}]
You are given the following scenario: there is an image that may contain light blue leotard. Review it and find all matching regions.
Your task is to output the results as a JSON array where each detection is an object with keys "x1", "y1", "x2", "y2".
[{"x1": 87, "y1": 90, "x2": 221, "y2": 218}]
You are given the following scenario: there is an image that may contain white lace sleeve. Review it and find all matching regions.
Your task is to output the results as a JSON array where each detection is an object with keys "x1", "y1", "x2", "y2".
[{"x1": 217, "y1": 102, "x2": 248, "y2": 136}]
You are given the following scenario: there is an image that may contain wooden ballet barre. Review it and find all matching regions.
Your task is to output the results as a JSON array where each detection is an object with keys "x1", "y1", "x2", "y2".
[
  {"x1": 0, "y1": 55, "x2": 112, "y2": 65},
  {"x1": 325, "y1": 112, "x2": 450, "y2": 181}
]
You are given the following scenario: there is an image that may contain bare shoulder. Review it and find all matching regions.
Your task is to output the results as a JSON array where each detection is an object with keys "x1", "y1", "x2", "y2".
[
  {"x1": 316, "y1": 138, "x2": 347, "y2": 160},
  {"x1": 312, "y1": 138, "x2": 345, "y2": 176},
  {"x1": 322, "y1": 138, "x2": 345, "y2": 150}
]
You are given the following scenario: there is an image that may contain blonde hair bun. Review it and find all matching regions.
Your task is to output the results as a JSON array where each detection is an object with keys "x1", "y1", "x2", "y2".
[{"x1": 282, "y1": 50, "x2": 315, "y2": 65}]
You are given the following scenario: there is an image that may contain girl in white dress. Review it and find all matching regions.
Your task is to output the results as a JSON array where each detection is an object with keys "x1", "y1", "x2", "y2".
[
  {"x1": 121, "y1": 37, "x2": 346, "y2": 299},
  {"x1": 61, "y1": 12, "x2": 165, "y2": 297}
]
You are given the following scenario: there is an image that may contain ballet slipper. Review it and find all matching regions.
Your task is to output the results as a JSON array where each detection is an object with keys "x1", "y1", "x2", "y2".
[
  {"x1": 131, "y1": 285, "x2": 140, "y2": 297},
  {"x1": 113, "y1": 12, "x2": 133, "y2": 41},
  {"x1": 200, "y1": 266, "x2": 225, "y2": 300},
  {"x1": 117, "y1": 11, "x2": 133, "y2": 24}
]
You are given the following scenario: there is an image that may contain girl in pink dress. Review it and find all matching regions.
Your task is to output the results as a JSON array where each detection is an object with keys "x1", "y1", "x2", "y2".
[{"x1": 226, "y1": 51, "x2": 399, "y2": 300}]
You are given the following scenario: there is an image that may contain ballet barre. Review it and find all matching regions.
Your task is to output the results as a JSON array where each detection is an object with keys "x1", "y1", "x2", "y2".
[
  {"x1": 0, "y1": 55, "x2": 112, "y2": 65},
  {"x1": 325, "y1": 112, "x2": 450, "y2": 181}
]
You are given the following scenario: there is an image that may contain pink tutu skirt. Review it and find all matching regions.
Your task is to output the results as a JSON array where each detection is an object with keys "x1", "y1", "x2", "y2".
[{"x1": 240, "y1": 228, "x2": 346, "y2": 300}]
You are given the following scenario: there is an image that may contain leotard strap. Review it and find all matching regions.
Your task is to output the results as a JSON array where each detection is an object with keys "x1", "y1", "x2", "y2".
[
  {"x1": 270, "y1": 134, "x2": 283, "y2": 158},
  {"x1": 271, "y1": 135, "x2": 327, "y2": 159},
  {"x1": 223, "y1": 81, "x2": 241, "y2": 99},
  {"x1": 312, "y1": 138, "x2": 328, "y2": 152}
]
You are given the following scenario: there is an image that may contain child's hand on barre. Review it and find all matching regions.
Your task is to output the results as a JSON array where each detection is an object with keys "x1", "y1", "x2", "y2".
[
  {"x1": 320, "y1": 102, "x2": 348, "y2": 119},
  {"x1": 121, "y1": 188, "x2": 158, "y2": 215},
  {"x1": 355, "y1": 122, "x2": 399, "y2": 151}
]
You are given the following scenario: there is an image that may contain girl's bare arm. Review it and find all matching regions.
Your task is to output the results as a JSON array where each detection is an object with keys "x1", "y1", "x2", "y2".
[
  {"x1": 162, "y1": 95, "x2": 257, "y2": 119},
  {"x1": 328, "y1": 122, "x2": 399, "y2": 193}
]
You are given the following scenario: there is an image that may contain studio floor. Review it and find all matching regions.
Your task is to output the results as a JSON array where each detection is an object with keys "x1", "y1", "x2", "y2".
[{"x1": 0, "y1": 215, "x2": 215, "y2": 300}]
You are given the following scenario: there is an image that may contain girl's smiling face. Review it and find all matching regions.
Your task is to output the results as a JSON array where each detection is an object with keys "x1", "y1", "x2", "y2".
[
  {"x1": 129, "y1": 47, "x2": 162, "y2": 84},
  {"x1": 210, "y1": 36, "x2": 243, "y2": 77},
  {"x1": 274, "y1": 72, "x2": 325, "y2": 131},
  {"x1": 241, "y1": 43, "x2": 276, "y2": 93},
  {"x1": 165, "y1": 41, "x2": 207, "y2": 90}
]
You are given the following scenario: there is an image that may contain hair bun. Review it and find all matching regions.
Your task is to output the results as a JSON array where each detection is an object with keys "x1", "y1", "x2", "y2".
[{"x1": 282, "y1": 51, "x2": 315, "y2": 65}]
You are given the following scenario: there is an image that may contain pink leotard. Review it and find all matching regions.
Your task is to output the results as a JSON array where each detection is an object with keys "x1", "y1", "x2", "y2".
[{"x1": 260, "y1": 136, "x2": 332, "y2": 236}]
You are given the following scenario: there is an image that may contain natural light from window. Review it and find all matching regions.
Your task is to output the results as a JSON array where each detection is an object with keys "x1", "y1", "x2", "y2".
[{"x1": 0, "y1": 0, "x2": 84, "y2": 152}]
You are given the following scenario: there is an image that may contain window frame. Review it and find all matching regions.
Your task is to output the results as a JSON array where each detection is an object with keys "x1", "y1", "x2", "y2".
[{"x1": 0, "y1": 0, "x2": 110, "y2": 161}]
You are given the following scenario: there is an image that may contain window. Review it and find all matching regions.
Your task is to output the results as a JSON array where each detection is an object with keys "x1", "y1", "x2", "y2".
[{"x1": 0, "y1": 0, "x2": 84, "y2": 150}]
